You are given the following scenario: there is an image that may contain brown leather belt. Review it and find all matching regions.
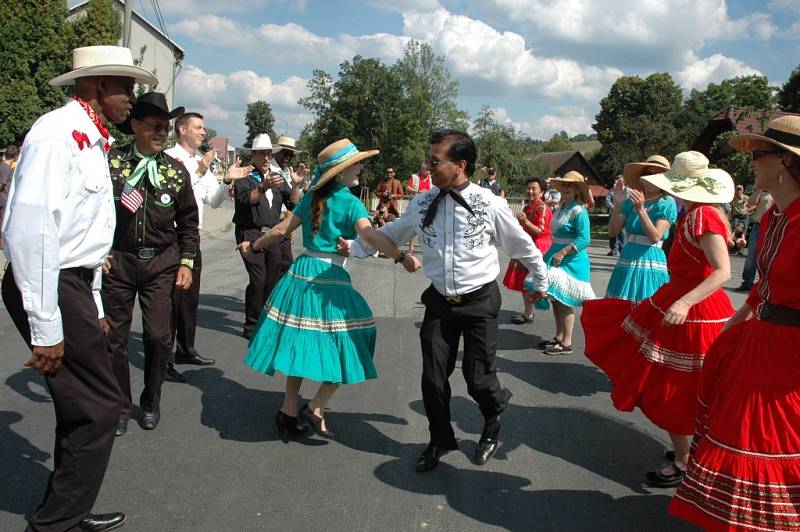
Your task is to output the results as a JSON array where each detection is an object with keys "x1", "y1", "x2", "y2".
[{"x1": 756, "y1": 300, "x2": 800, "y2": 327}]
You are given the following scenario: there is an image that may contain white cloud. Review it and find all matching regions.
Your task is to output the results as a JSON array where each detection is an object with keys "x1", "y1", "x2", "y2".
[
  {"x1": 175, "y1": 64, "x2": 312, "y2": 146},
  {"x1": 675, "y1": 54, "x2": 762, "y2": 91},
  {"x1": 779, "y1": 20, "x2": 800, "y2": 38},
  {"x1": 493, "y1": 106, "x2": 595, "y2": 140}
]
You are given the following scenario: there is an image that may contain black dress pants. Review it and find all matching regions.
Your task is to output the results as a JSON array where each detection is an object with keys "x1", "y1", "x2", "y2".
[
  {"x1": 419, "y1": 281, "x2": 511, "y2": 446},
  {"x1": 2, "y1": 267, "x2": 121, "y2": 532},
  {"x1": 102, "y1": 246, "x2": 178, "y2": 418},
  {"x1": 171, "y1": 249, "x2": 203, "y2": 358},
  {"x1": 235, "y1": 226, "x2": 285, "y2": 336}
]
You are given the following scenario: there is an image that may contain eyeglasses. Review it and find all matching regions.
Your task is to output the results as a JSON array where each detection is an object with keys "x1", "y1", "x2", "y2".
[
  {"x1": 751, "y1": 149, "x2": 782, "y2": 161},
  {"x1": 425, "y1": 158, "x2": 452, "y2": 168},
  {"x1": 139, "y1": 120, "x2": 172, "y2": 134}
]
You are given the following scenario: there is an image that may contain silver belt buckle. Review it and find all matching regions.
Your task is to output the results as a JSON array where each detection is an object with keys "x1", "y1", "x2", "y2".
[{"x1": 138, "y1": 248, "x2": 156, "y2": 260}]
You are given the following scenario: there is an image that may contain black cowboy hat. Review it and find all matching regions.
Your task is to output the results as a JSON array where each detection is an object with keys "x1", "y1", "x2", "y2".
[{"x1": 118, "y1": 91, "x2": 184, "y2": 134}]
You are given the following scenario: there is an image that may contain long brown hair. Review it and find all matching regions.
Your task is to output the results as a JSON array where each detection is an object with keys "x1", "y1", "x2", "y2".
[{"x1": 310, "y1": 178, "x2": 338, "y2": 234}]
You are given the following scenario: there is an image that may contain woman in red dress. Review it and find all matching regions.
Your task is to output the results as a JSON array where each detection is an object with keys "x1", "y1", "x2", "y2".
[
  {"x1": 581, "y1": 151, "x2": 735, "y2": 487},
  {"x1": 670, "y1": 117, "x2": 800, "y2": 530},
  {"x1": 503, "y1": 176, "x2": 553, "y2": 324}
]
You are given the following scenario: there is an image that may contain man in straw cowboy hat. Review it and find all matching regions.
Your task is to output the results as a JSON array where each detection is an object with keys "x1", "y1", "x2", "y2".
[
  {"x1": 102, "y1": 91, "x2": 200, "y2": 435},
  {"x1": 233, "y1": 133, "x2": 304, "y2": 339},
  {"x1": 270, "y1": 135, "x2": 307, "y2": 274},
  {"x1": 1, "y1": 45, "x2": 156, "y2": 532},
  {"x1": 342, "y1": 130, "x2": 549, "y2": 471}
]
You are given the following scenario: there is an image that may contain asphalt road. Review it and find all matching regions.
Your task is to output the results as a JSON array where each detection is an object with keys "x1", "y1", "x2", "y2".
[{"x1": 0, "y1": 229, "x2": 750, "y2": 531}]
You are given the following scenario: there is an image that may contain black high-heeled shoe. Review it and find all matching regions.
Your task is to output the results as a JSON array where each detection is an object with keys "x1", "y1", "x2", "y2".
[
  {"x1": 275, "y1": 411, "x2": 309, "y2": 443},
  {"x1": 300, "y1": 404, "x2": 335, "y2": 439}
]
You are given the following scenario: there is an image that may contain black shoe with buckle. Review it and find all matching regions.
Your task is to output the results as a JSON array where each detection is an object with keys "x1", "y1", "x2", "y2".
[
  {"x1": 415, "y1": 441, "x2": 458, "y2": 472},
  {"x1": 174, "y1": 353, "x2": 216, "y2": 366},
  {"x1": 79, "y1": 512, "x2": 127, "y2": 531},
  {"x1": 475, "y1": 418, "x2": 501, "y2": 465},
  {"x1": 165, "y1": 363, "x2": 187, "y2": 383}
]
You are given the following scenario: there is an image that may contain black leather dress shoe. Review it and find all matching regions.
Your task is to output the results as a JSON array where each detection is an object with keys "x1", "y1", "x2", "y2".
[
  {"x1": 475, "y1": 419, "x2": 501, "y2": 465},
  {"x1": 139, "y1": 410, "x2": 160, "y2": 430},
  {"x1": 415, "y1": 441, "x2": 458, "y2": 473},
  {"x1": 115, "y1": 418, "x2": 128, "y2": 437},
  {"x1": 79, "y1": 512, "x2": 126, "y2": 531},
  {"x1": 165, "y1": 363, "x2": 187, "y2": 383},
  {"x1": 174, "y1": 353, "x2": 215, "y2": 366}
]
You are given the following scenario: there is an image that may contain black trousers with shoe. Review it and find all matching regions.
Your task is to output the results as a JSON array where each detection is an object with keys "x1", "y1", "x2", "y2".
[
  {"x1": 2, "y1": 267, "x2": 121, "y2": 532},
  {"x1": 102, "y1": 246, "x2": 179, "y2": 419},
  {"x1": 419, "y1": 281, "x2": 511, "y2": 446},
  {"x1": 171, "y1": 249, "x2": 203, "y2": 358},
  {"x1": 235, "y1": 226, "x2": 291, "y2": 336}
]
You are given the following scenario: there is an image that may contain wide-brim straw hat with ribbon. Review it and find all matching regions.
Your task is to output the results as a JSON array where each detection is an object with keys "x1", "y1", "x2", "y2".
[
  {"x1": 117, "y1": 91, "x2": 184, "y2": 135},
  {"x1": 623, "y1": 155, "x2": 671, "y2": 190},
  {"x1": 729, "y1": 115, "x2": 800, "y2": 158},
  {"x1": 549, "y1": 171, "x2": 591, "y2": 204},
  {"x1": 49, "y1": 45, "x2": 157, "y2": 87},
  {"x1": 310, "y1": 139, "x2": 379, "y2": 191},
  {"x1": 641, "y1": 151, "x2": 734, "y2": 204},
  {"x1": 273, "y1": 136, "x2": 302, "y2": 154}
]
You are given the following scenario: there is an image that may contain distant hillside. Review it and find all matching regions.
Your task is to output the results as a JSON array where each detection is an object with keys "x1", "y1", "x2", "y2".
[{"x1": 571, "y1": 140, "x2": 602, "y2": 155}]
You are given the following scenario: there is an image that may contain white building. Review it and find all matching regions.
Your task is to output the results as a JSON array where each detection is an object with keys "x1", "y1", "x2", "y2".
[{"x1": 68, "y1": 0, "x2": 185, "y2": 108}]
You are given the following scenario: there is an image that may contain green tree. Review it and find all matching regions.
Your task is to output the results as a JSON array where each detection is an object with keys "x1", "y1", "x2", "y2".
[
  {"x1": 779, "y1": 66, "x2": 800, "y2": 113},
  {"x1": 593, "y1": 73, "x2": 685, "y2": 180},
  {"x1": 540, "y1": 132, "x2": 572, "y2": 152},
  {"x1": 710, "y1": 130, "x2": 754, "y2": 186},
  {"x1": 69, "y1": 0, "x2": 121, "y2": 48},
  {"x1": 0, "y1": 0, "x2": 71, "y2": 145},
  {"x1": 244, "y1": 100, "x2": 276, "y2": 148}
]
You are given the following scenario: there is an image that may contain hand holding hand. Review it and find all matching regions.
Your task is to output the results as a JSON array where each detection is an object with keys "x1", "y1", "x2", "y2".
[
  {"x1": 175, "y1": 265, "x2": 193, "y2": 290},
  {"x1": 336, "y1": 237, "x2": 351, "y2": 257},
  {"x1": 25, "y1": 342, "x2": 65, "y2": 375},
  {"x1": 662, "y1": 298, "x2": 691, "y2": 326}
]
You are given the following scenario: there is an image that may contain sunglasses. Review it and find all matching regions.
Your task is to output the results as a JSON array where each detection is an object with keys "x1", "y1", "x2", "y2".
[
  {"x1": 139, "y1": 120, "x2": 172, "y2": 134},
  {"x1": 750, "y1": 149, "x2": 782, "y2": 161},
  {"x1": 425, "y1": 158, "x2": 452, "y2": 167}
]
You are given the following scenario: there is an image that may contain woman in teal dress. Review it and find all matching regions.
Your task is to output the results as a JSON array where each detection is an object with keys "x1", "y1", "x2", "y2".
[
  {"x1": 237, "y1": 139, "x2": 413, "y2": 441},
  {"x1": 529, "y1": 171, "x2": 595, "y2": 355},
  {"x1": 606, "y1": 155, "x2": 677, "y2": 301}
]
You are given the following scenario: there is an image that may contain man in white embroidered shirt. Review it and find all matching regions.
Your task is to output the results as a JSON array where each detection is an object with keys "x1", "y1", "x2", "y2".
[
  {"x1": 342, "y1": 130, "x2": 548, "y2": 472},
  {"x1": 1, "y1": 45, "x2": 156, "y2": 532},
  {"x1": 164, "y1": 112, "x2": 250, "y2": 381}
]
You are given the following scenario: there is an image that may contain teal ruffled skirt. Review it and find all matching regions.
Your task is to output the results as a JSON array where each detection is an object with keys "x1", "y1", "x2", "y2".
[
  {"x1": 605, "y1": 241, "x2": 669, "y2": 301},
  {"x1": 244, "y1": 254, "x2": 377, "y2": 384}
]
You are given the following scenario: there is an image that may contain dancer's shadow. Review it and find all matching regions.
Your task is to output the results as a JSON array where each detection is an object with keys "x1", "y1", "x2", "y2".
[
  {"x1": 0, "y1": 411, "x2": 51, "y2": 518},
  {"x1": 183, "y1": 367, "x2": 326, "y2": 446},
  {"x1": 197, "y1": 293, "x2": 244, "y2": 337},
  {"x1": 409, "y1": 398, "x2": 666, "y2": 494},
  {"x1": 5, "y1": 368, "x2": 50, "y2": 403},
  {"x1": 324, "y1": 411, "x2": 410, "y2": 458},
  {"x1": 373, "y1": 460, "x2": 693, "y2": 531},
  {"x1": 496, "y1": 327, "x2": 545, "y2": 351},
  {"x1": 496, "y1": 358, "x2": 612, "y2": 397}
]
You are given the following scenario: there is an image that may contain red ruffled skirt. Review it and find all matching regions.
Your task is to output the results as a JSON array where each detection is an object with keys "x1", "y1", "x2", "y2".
[
  {"x1": 502, "y1": 259, "x2": 528, "y2": 292},
  {"x1": 581, "y1": 281, "x2": 734, "y2": 434},
  {"x1": 669, "y1": 318, "x2": 800, "y2": 531}
]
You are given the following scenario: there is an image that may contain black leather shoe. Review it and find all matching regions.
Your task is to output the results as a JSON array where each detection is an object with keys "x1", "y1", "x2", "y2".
[
  {"x1": 174, "y1": 353, "x2": 215, "y2": 366},
  {"x1": 275, "y1": 410, "x2": 310, "y2": 443},
  {"x1": 79, "y1": 512, "x2": 127, "y2": 531},
  {"x1": 415, "y1": 441, "x2": 458, "y2": 472},
  {"x1": 139, "y1": 410, "x2": 160, "y2": 430},
  {"x1": 165, "y1": 363, "x2": 187, "y2": 383},
  {"x1": 115, "y1": 418, "x2": 128, "y2": 437},
  {"x1": 300, "y1": 404, "x2": 335, "y2": 439},
  {"x1": 475, "y1": 419, "x2": 501, "y2": 465}
]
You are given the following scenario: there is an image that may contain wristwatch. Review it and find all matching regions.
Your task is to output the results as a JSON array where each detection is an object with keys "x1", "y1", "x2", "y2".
[{"x1": 394, "y1": 251, "x2": 407, "y2": 264}]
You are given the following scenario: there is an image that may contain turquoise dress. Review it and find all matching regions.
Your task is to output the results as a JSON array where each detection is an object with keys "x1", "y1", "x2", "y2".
[
  {"x1": 244, "y1": 183, "x2": 377, "y2": 384},
  {"x1": 605, "y1": 196, "x2": 677, "y2": 301},
  {"x1": 530, "y1": 201, "x2": 595, "y2": 307}
]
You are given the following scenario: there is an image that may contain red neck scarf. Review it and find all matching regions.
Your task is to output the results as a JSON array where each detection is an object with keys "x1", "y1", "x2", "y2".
[{"x1": 72, "y1": 95, "x2": 111, "y2": 152}]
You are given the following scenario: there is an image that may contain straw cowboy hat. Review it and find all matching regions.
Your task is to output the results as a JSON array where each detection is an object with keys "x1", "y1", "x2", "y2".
[
  {"x1": 310, "y1": 139, "x2": 379, "y2": 191},
  {"x1": 549, "y1": 171, "x2": 591, "y2": 204},
  {"x1": 730, "y1": 115, "x2": 800, "y2": 158},
  {"x1": 273, "y1": 136, "x2": 302, "y2": 154},
  {"x1": 244, "y1": 134, "x2": 274, "y2": 152},
  {"x1": 623, "y1": 155, "x2": 671, "y2": 190},
  {"x1": 641, "y1": 151, "x2": 734, "y2": 204},
  {"x1": 49, "y1": 45, "x2": 157, "y2": 86},
  {"x1": 117, "y1": 92, "x2": 184, "y2": 134}
]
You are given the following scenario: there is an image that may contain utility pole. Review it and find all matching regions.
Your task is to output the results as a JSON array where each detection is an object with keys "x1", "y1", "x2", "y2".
[{"x1": 123, "y1": 0, "x2": 132, "y2": 47}]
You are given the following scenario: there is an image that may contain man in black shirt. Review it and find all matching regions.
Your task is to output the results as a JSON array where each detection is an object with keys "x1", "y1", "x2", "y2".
[
  {"x1": 102, "y1": 92, "x2": 199, "y2": 434},
  {"x1": 234, "y1": 134, "x2": 302, "y2": 339}
]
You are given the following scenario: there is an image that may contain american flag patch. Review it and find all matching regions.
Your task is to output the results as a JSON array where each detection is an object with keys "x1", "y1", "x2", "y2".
[{"x1": 120, "y1": 183, "x2": 143, "y2": 213}]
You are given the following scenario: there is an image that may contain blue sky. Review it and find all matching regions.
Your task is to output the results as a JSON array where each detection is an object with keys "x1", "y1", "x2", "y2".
[{"x1": 120, "y1": 0, "x2": 800, "y2": 146}]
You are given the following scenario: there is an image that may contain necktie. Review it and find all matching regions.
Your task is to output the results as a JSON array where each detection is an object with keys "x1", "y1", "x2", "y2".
[{"x1": 422, "y1": 188, "x2": 475, "y2": 228}]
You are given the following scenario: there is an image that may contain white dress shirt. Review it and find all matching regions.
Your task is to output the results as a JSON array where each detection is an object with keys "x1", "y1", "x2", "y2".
[
  {"x1": 165, "y1": 143, "x2": 227, "y2": 229},
  {"x1": 2, "y1": 100, "x2": 116, "y2": 346},
  {"x1": 351, "y1": 182, "x2": 548, "y2": 296}
]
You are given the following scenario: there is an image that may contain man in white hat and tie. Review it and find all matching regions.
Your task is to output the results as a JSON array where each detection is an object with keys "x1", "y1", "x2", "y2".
[
  {"x1": 233, "y1": 134, "x2": 304, "y2": 339},
  {"x1": 1, "y1": 45, "x2": 156, "y2": 532}
]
